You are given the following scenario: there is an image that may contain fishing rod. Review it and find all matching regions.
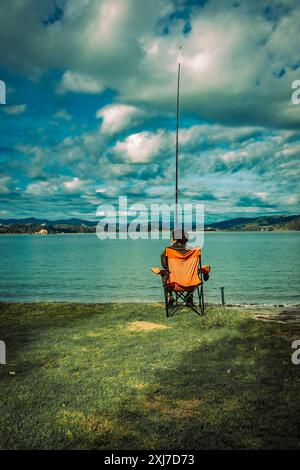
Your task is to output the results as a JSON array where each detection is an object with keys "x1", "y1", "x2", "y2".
[{"x1": 175, "y1": 45, "x2": 181, "y2": 231}]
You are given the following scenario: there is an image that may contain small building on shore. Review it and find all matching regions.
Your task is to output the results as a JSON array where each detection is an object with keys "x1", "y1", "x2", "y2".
[{"x1": 36, "y1": 228, "x2": 48, "y2": 235}]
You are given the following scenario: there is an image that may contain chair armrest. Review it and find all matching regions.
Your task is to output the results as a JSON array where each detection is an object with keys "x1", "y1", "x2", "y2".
[
  {"x1": 151, "y1": 267, "x2": 161, "y2": 274},
  {"x1": 151, "y1": 267, "x2": 168, "y2": 276},
  {"x1": 201, "y1": 265, "x2": 211, "y2": 274}
]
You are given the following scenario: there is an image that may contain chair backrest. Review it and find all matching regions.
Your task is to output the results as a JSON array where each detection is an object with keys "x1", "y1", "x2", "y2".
[{"x1": 165, "y1": 247, "x2": 201, "y2": 291}]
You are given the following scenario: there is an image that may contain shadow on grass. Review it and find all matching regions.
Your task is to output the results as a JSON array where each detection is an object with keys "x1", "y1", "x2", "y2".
[
  {"x1": 104, "y1": 316, "x2": 299, "y2": 450},
  {"x1": 0, "y1": 303, "x2": 299, "y2": 449},
  {"x1": 0, "y1": 302, "x2": 109, "y2": 375}
]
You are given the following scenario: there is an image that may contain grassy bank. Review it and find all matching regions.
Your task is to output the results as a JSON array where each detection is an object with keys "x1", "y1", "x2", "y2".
[{"x1": 0, "y1": 302, "x2": 299, "y2": 449}]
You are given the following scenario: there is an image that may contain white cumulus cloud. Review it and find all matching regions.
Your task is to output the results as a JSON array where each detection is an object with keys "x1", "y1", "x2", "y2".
[
  {"x1": 113, "y1": 130, "x2": 171, "y2": 163},
  {"x1": 96, "y1": 104, "x2": 144, "y2": 135},
  {"x1": 57, "y1": 71, "x2": 104, "y2": 94}
]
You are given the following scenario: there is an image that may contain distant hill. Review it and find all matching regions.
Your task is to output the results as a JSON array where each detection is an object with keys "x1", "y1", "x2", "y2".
[
  {"x1": 0, "y1": 217, "x2": 97, "y2": 234},
  {"x1": 0, "y1": 217, "x2": 96, "y2": 226},
  {"x1": 0, "y1": 214, "x2": 299, "y2": 234},
  {"x1": 208, "y1": 214, "x2": 300, "y2": 231}
]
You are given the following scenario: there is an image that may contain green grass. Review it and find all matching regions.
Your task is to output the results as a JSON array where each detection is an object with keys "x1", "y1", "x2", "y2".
[{"x1": 0, "y1": 302, "x2": 299, "y2": 449}]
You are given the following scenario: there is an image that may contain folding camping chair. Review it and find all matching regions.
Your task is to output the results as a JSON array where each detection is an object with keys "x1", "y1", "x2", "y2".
[{"x1": 152, "y1": 247, "x2": 210, "y2": 317}]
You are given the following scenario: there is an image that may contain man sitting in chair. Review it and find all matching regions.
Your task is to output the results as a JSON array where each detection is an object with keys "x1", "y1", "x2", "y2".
[
  {"x1": 161, "y1": 228, "x2": 190, "y2": 269},
  {"x1": 160, "y1": 228, "x2": 191, "y2": 305},
  {"x1": 151, "y1": 228, "x2": 210, "y2": 316}
]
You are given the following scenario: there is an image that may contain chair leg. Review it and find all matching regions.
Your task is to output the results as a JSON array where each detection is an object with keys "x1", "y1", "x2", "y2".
[
  {"x1": 200, "y1": 284, "x2": 205, "y2": 315},
  {"x1": 163, "y1": 286, "x2": 206, "y2": 318},
  {"x1": 164, "y1": 287, "x2": 169, "y2": 317}
]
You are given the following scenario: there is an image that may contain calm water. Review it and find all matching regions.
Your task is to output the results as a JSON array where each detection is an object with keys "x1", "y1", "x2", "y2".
[{"x1": 0, "y1": 232, "x2": 299, "y2": 305}]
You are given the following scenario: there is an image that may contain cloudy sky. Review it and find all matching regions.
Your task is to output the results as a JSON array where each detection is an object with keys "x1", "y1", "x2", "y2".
[{"x1": 0, "y1": 0, "x2": 299, "y2": 222}]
